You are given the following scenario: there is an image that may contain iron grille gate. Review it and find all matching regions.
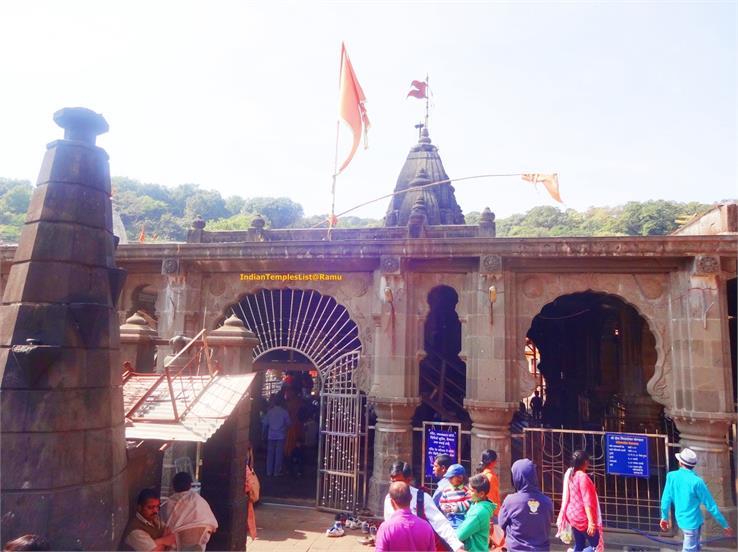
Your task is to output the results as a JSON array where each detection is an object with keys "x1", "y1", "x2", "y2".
[
  {"x1": 317, "y1": 350, "x2": 368, "y2": 513},
  {"x1": 521, "y1": 428, "x2": 671, "y2": 532}
]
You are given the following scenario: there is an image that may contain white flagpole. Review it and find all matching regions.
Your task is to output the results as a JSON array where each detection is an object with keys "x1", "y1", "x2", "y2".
[{"x1": 329, "y1": 46, "x2": 345, "y2": 238}]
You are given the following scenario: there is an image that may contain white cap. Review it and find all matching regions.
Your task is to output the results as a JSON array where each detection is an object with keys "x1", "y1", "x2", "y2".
[{"x1": 676, "y1": 448, "x2": 698, "y2": 467}]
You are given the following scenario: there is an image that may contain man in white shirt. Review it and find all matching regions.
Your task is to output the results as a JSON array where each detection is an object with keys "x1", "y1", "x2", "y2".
[
  {"x1": 160, "y1": 472, "x2": 218, "y2": 551},
  {"x1": 382, "y1": 461, "x2": 464, "y2": 552},
  {"x1": 123, "y1": 488, "x2": 176, "y2": 551}
]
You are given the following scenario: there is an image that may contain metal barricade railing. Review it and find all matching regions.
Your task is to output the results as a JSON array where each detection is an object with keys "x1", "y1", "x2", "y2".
[{"x1": 519, "y1": 427, "x2": 671, "y2": 533}]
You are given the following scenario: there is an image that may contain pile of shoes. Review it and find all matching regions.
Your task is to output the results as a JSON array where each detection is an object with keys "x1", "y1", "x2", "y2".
[
  {"x1": 325, "y1": 512, "x2": 379, "y2": 545},
  {"x1": 326, "y1": 514, "x2": 347, "y2": 537},
  {"x1": 358, "y1": 519, "x2": 378, "y2": 546}
]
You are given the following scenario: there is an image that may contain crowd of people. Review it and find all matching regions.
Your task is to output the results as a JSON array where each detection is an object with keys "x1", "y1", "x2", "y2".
[
  {"x1": 374, "y1": 447, "x2": 732, "y2": 552},
  {"x1": 1, "y1": 444, "x2": 733, "y2": 551},
  {"x1": 259, "y1": 375, "x2": 320, "y2": 478}
]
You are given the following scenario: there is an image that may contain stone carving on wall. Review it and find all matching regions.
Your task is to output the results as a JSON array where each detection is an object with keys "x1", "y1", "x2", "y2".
[
  {"x1": 208, "y1": 277, "x2": 226, "y2": 297},
  {"x1": 380, "y1": 256, "x2": 401, "y2": 274},
  {"x1": 522, "y1": 276, "x2": 543, "y2": 299},
  {"x1": 480, "y1": 255, "x2": 502, "y2": 275},
  {"x1": 693, "y1": 255, "x2": 720, "y2": 276},
  {"x1": 161, "y1": 258, "x2": 179, "y2": 275}
]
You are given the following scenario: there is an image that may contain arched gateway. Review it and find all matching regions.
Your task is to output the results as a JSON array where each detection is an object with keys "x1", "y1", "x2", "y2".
[{"x1": 225, "y1": 288, "x2": 366, "y2": 512}]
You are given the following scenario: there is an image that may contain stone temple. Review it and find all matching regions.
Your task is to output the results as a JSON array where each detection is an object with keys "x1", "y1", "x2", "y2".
[{"x1": 0, "y1": 109, "x2": 736, "y2": 549}]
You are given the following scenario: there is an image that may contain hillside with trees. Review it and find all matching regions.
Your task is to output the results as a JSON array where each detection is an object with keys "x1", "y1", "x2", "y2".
[{"x1": 0, "y1": 176, "x2": 722, "y2": 244}]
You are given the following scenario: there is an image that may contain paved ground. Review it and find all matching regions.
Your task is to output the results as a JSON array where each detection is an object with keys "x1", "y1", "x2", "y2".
[
  {"x1": 247, "y1": 502, "x2": 375, "y2": 551},
  {"x1": 245, "y1": 502, "x2": 736, "y2": 551}
]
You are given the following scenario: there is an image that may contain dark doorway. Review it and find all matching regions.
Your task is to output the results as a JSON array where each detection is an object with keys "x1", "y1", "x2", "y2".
[
  {"x1": 728, "y1": 278, "x2": 737, "y2": 411},
  {"x1": 414, "y1": 285, "x2": 470, "y2": 427},
  {"x1": 250, "y1": 349, "x2": 321, "y2": 505},
  {"x1": 526, "y1": 292, "x2": 663, "y2": 432},
  {"x1": 227, "y1": 288, "x2": 364, "y2": 509}
]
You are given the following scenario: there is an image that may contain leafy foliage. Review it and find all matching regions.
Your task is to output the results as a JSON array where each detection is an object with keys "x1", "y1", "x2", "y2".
[
  {"x1": 0, "y1": 178, "x2": 32, "y2": 242},
  {"x1": 0, "y1": 175, "x2": 722, "y2": 243}
]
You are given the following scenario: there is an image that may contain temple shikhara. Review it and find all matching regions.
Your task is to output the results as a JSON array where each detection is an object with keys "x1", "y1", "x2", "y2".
[{"x1": 1, "y1": 108, "x2": 736, "y2": 549}]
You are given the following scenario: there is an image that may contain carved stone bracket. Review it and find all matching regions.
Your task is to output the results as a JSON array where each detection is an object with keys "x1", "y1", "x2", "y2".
[
  {"x1": 693, "y1": 255, "x2": 720, "y2": 277},
  {"x1": 161, "y1": 257, "x2": 180, "y2": 275},
  {"x1": 480, "y1": 255, "x2": 502, "y2": 277},
  {"x1": 380, "y1": 256, "x2": 401, "y2": 275}
]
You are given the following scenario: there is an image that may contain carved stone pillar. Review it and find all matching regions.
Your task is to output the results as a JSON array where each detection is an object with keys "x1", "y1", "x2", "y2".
[
  {"x1": 207, "y1": 314, "x2": 259, "y2": 375},
  {"x1": 366, "y1": 397, "x2": 419, "y2": 514},
  {"x1": 465, "y1": 400, "x2": 517, "y2": 495},
  {"x1": 671, "y1": 412, "x2": 736, "y2": 533},
  {"x1": 203, "y1": 315, "x2": 259, "y2": 551},
  {"x1": 0, "y1": 108, "x2": 128, "y2": 550},
  {"x1": 119, "y1": 312, "x2": 158, "y2": 373}
]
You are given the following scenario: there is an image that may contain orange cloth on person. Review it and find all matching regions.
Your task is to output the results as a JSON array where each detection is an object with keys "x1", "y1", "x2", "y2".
[{"x1": 482, "y1": 467, "x2": 501, "y2": 517}]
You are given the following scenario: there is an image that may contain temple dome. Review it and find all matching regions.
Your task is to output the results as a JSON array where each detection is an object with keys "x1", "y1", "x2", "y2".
[{"x1": 383, "y1": 128, "x2": 465, "y2": 226}]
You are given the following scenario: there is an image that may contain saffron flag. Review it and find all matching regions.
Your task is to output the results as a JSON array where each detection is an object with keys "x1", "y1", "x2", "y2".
[
  {"x1": 407, "y1": 79, "x2": 428, "y2": 99},
  {"x1": 521, "y1": 173, "x2": 562, "y2": 203},
  {"x1": 337, "y1": 43, "x2": 370, "y2": 173}
]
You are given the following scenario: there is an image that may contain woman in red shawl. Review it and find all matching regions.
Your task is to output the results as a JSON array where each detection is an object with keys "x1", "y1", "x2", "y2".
[{"x1": 558, "y1": 450, "x2": 603, "y2": 552}]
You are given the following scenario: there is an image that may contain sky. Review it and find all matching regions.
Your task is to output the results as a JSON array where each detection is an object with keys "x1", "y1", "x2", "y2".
[{"x1": 1, "y1": 1, "x2": 736, "y2": 220}]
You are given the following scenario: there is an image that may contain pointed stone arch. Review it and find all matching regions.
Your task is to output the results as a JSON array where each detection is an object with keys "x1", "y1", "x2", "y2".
[{"x1": 514, "y1": 273, "x2": 672, "y2": 411}]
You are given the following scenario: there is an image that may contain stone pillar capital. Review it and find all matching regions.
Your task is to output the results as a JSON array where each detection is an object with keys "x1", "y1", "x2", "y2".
[
  {"x1": 464, "y1": 399, "x2": 516, "y2": 429},
  {"x1": 464, "y1": 400, "x2": 517, "y2": 496},
  {"x1": 669, "y1": 409, "x2": 735, "y2": 447},
  {"x1": 206, "y1": 316, "x2": 260, "y2": 375},
  {"x1": 369, "y1": 396, "x2": 420, "y2": 424},
  {"x1": 207, "y1": 315, "x2": 259, "y2": 347},
  {"x1": 119, "y1": 312, "x2": 158, "y2": 343}
]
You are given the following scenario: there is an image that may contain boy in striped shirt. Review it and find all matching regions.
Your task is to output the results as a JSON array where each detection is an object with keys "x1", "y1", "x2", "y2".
[{"x1": 439, "y1": 464, "x2": 471, "y2": 529}]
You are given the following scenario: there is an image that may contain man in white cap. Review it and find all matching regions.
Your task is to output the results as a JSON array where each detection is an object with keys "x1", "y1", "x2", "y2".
[{"x1": 660, "y1": 447, "x2": 733, "y2": 551}]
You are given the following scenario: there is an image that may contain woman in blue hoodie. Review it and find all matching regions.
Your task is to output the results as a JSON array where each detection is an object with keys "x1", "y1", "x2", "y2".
[{"x1": 498, "y1": 459, "x2": 554, "y2": 552}]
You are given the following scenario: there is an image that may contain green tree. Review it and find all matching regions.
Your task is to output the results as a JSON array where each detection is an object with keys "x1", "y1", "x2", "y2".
[
  {"x1": 0, "y1": 184, "x2": 32, "y2": 214},
  {"x1": 184, "y1": 189, "x2": 228, "y2": 222},
  {"x1": 615, "y1": 200, "x2": 685, "y2": 236},
  {"x1": 208, "y1": 213, "x2": 259, "y2": 230},
  {"x1": 464, "y1": 211, "x2": 482, "y2": 225},
  {"x1": 243, "y1": 197, "x2": 304, "y2": 228},
  {"x1": 225, "y1": 195, "x2": 246, "y2": 216}
]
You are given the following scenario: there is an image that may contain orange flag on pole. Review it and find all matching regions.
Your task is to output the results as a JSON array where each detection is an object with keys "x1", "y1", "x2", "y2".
[
  {"x1": 521, "y1": 173, "x2": 562, "y2": 203},
  {"x1": 336, "y1": 43, "x2": 370, "y2": 174}
]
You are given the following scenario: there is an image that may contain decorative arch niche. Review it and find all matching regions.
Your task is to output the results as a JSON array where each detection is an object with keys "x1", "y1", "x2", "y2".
[{"x1": 514, "y1": 273, "x2": 672, "y2": 415}]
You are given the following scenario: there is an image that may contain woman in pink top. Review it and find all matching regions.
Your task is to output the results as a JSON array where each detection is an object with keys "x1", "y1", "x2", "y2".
[{"x1": 559, "y1": 450, "x2": 602, "y2": 552}]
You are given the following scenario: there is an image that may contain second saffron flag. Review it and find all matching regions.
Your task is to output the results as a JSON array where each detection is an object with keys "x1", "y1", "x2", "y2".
[{"x1": 521, "y1": 173, "x2": 562, "y2": 203}]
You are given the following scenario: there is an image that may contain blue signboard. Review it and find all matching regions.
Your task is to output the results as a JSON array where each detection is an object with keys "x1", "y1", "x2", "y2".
[
  {"x1": 423, "y1": 423, "x2": 460, "y2": 480},
  {"x1": 606, "y1": 433, "x2": 650, "y2": 478}
]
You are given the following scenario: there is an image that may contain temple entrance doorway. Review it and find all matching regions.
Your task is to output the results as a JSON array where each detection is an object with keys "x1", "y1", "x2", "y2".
[
  {"x1": 413, "y1": 285, "x2": 472, "y2": 481},
  {"x1": 519, "y1": 291, "x2": 673, "y2": 532},
  {"x1": 227, "y1": 289, "x2": 367, "y2": 511},
  {"x1": 525, "y1": 291, "x2": 664, "y2": 433}
]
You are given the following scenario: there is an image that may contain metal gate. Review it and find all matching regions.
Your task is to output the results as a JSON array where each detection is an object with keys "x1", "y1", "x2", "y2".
[
  {"x1": 316, "y1": 349, "x2": 368, "y2": 512},
  {"x1": 520, "y1": 428, "x2": 671, "y2": 532}
]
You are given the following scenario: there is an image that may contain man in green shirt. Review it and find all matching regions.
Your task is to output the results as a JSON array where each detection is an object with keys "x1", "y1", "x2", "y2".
[{"x1": 660, "y1": 448, "x2": 733, "y2": 551}]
